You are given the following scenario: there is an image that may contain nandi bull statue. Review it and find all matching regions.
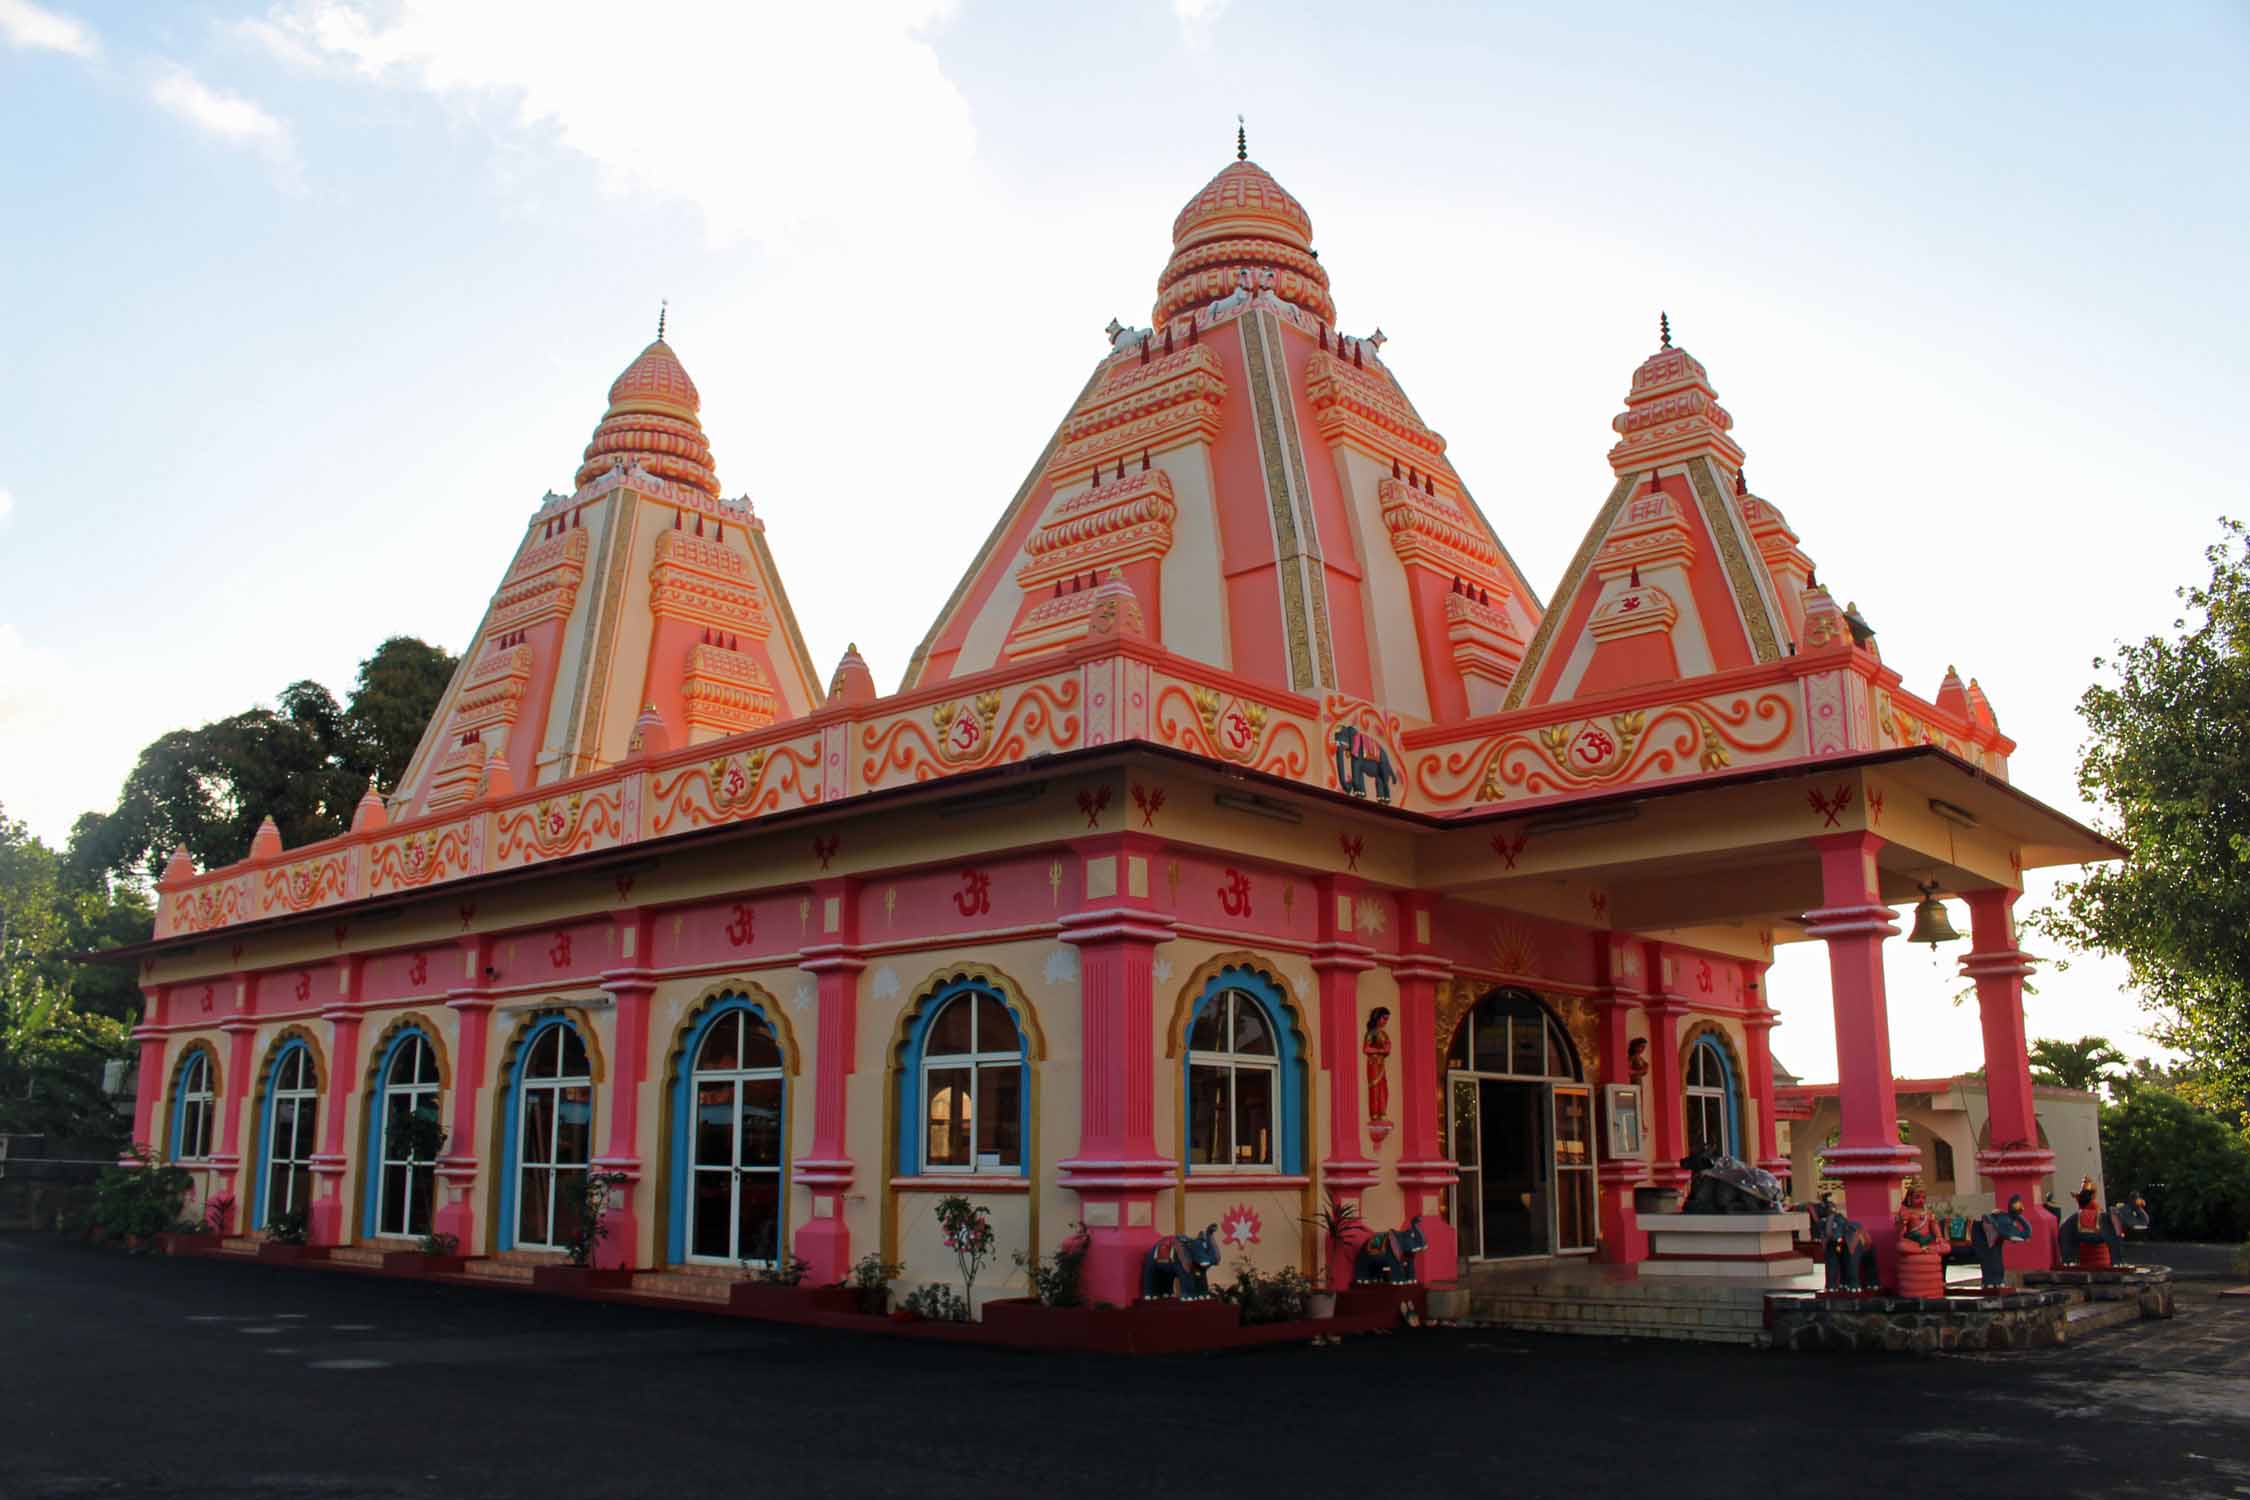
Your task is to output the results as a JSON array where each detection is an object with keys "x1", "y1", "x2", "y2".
[
  {"x1": 1142, "y1": 1224, "x2": 1222, "y2": 1300},
  {"x1": 1807, "y1": 1195, "x2": 1879, "y2": 1294},
  {"x1": 1352, "y1": 1216, "x2": 1428, "y2": 1284},
  {"x1": 2058, "y1": 1177, "x2": 2151, "y2": 1270},
  {"x1": 1678, "y1": 1145, "x2": 1786, "y2": 1214}
]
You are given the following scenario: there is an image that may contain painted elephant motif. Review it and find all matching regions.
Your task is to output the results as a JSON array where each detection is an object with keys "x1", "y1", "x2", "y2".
[
  {"x1": 1141, "y1": 1224, "x2": 1221, "y2": 1300},
  {"x1": 1678, "y1": 1146, "x2": 1785, "y2": 1214},
  {"x1": 1332, "y1": 725, "x2": 1395, "y2": 803},
  {"x1": 1964, "y1": 1195, "x2": 2032, "y2": 1289},
  {"x1": 1352, "y1": 1216, "x2": 1427, "y2": 1285},
  {"x1": 1808, "y1": 1195, "x2": 1878, "y2": 1294}
]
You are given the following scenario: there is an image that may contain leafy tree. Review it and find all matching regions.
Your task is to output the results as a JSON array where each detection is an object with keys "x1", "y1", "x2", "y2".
[
  {"x1": 2038, "y1": 519, "x2": 2250, "y2": 1117},
  {"x1": 69, "y1": 636, "x2": 456, "y2": 885},
  {"x1": 0, "y1": 808, "x2": 136, "y2": 1141},
  {"x1": 2028, "y1": 1035, "x2": 2129, "y2": 1096},
  {"x1": 2100, "y1": 1083, "x2": 2250, "y2": 1241}
]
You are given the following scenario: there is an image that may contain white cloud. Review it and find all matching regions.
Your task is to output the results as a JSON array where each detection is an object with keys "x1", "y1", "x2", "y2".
[
  {"x1": 263, "y1": 0, "x2": 973, "y2": 249},
  {"x1": 227, "y1": 15, "x2": 327, "y2": 72},
  {"x1": 149, "y1": 65, "x2": 295, "y2": 163},
  {"x1": 1172, "y1": 0, "x2": 1228, "y2": 47},
  {"x1": 0, "y1": 0, "x2": 98, "y2": 58}
]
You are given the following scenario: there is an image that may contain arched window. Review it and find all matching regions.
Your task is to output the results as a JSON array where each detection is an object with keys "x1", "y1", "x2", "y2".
[
  {"x1": 367, "y1": 1030, "x2": 442, "y2": 1239},
  {"x1": 897, "y1": 979, "x2": 1027, "y2": 1177},
  {"x1": 1685, "y1": 1034, "x2": 1739, "y2": 1157},
  {"x1": 677, "y1": 1002, "x2": 786, "y2": 1265},
  {"x1": 505, "y1": 1019, "x2": 594, "y2": 1252},
  {"x1": 170, "y1": 1050, "x2": 215, "y2": 1164},
  {"x1": 257, "y1": 1041, "x2": 319, "y2": 1227},
  {"x1": 1179, "y1": 968, "x2": 1304, "y2": 1175}
]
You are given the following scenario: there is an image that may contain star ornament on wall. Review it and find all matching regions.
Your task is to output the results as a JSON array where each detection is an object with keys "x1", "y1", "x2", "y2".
[{"x1": 1219, "y1": 1203, "x2": 1262, "y2": 1249}]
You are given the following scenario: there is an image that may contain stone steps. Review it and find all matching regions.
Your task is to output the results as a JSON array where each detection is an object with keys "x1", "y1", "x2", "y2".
[
  {"x1": 324, "y1": 1246, "x2": 387, "y2": 1268},
  {"x1": 632, "y1": 1270, "x2": 736, "y2": 1304},
  {"x1": 2065, "y1": 1298, "x2": 2142, "y2": 1336}
]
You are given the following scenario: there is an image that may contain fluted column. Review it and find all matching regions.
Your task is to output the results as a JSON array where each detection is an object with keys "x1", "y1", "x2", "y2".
[
  {"x1": 793, "y1": 876, "x2": 863, "y2": 1282},
  {"x1": 1642, "y1": 946, "x2": 1691, "y2": 1192},
  {"x1": 1593, "y1": 938, "x2": 1650, "y2": 1263},
  {"x1": 1057, "y1": 833, "x2": 1174, "y2": 1305},
  {"x1": 307, "y1": 957, "x2": 364, "y2": 1247},
  {"x1": 1962, "y1": 888, "x2": 2058, "y2": 1270},
  {"x1": 1741, "y1": 960, "x2": 1785, "y2": 1179},
  {"x1": 128, "y1": 986, "x2": 167, "y2": 1159},
  {"x1": 1805, "y1": 831, "x2": 1921, "y2": 1282},
  {"x1": 1311, "y1": 877, "x2": 1377, "y2": 1285},
  {"x1": 433, "y1": 934, "x2": 495, "y2": 1254}
]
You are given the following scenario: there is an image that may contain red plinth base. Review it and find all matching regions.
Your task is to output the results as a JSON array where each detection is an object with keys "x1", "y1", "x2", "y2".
[
  {"x1": 1894, "y1": 1248, "x2": 1947, "y2": 1299},
  {"x1": 2077, "y1": 1241, "x2": 2113, "y2": 1270}
]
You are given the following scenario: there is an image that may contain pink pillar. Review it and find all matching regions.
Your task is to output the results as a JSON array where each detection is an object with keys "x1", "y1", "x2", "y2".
[
  {"x1": 1806, "y1": 831, "x2": 1921, "y2": 1284},
  {"x1": 308, "y1": 982, "x2": 362, "y2": 1247},
  {"x1": 1593, "y1": 939, "x2": 1649, "y2": 1262},
  {"x1": 1741, "y1": 962, "x2": 1786, "y2": 1180},
  {"x1": 1312, "y1": 876, "x2": 1377, "y2": 1287},
  {"x1": 793, "y1": 878, "x2": 863, "y2": 1281},
  {"x1": 1643, "y1": 968, "x2": 1691, "y2": 1192},
  {"x1": 128, "y1": 987, "x2": 167, "y2": 1158},
  {"x1": 591, "y1": 954, "x2": 654, "y2": 1271},
  {"x1": 1962, "y1": 889, "x2": 2059, "y2": 1270},
  {"x1": 1391, "y1": 950, "x2": 1459, "y2": 1283},
  {"x1": 213, "y1": 997, "x2": 257, "y2": 1213},
  {"x1": 434, "y1": 936, "x2": 495, "y2": 1254},
  {"x1": 1058, "y1": 835, "x2": 1173, "y2": 1304}
]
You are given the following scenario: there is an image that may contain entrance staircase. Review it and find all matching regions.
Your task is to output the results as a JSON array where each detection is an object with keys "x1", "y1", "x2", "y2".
[
  {"x1": 1466, "y1": 1262, "x2": 1774, "y2": 1345},
  {"x1": 631, "y1": 1264, "x2": 740, "y2": 1305}
]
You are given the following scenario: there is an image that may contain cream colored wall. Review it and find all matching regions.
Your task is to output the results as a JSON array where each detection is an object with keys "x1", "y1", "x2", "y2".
[
  {"x1": 1330, "y1": 446, "x2": 1430, "y2": 721},
  {"x1": 1156, "y1": 443, "x2": 1232, "y2": 674}
]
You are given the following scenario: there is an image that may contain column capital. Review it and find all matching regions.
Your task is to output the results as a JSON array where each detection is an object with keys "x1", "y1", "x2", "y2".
[
  {"x1": 1801, "y1": 904, "x2": 1900, "y2": 940},
  {"x1": 1388, "y1": 957, "x2": 1453, "y2": 985},
  {"x1": 1741, "y1": 1007, "x2": 1781, "y2": 1031},
  {"x1": 1592, "y1": 984, "x2": 1646, "y2": 1012},
  {"x1": 1309, "y1": 941, "x2": 1377, "y2": 975},
  {"x1": 1959, "y1": 948, "x2": 2035, "y2": 981},
  {"x1": 1057, "y1": 907, "x2": 1176, "y2": 946},
  {"x1": 1975, "y1": 1144, "x2": 2057, "y2": 1177},
  {"x1": 217, "y1": 1017, "x2": 258, "y2": 1036},
  {"x1": 318, "y1": 1004, "x2": 361, "y2": 1025},
  {"x1": 1642, "y1": 993, "x2": 1691, "y2": 1018},
  {"x1": 443, "y1": 989, "x2": 497, "y2": 1014},
  {"x1": 1818, "y1": 1143, "x2": 1923, "y2": 1179},
  {"x1": 597, "y1": 967, "x2": 661, "y2": 994},
  {"x1": 799, "y1": 943, "x2": 866, "y2": 975}
]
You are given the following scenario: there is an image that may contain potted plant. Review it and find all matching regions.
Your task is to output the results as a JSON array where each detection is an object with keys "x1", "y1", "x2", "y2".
[
  {"x1": 847, "y1": 1252, "x2": 903, "y2": 1317},
  {"x1": 531, "y1": 1171, "x2": 633, "y2": 1291},
  {"x1": 382, "y1": 1229, "x2": 464, "y2": 1275},
  {"x1": 1299, "y1": 1191, "x2": 1363, "y2": 1318},
  {"x1": 1220, "y1": 1258, "x2": 1312, "y2": 1327},
  {"x1": 933, "y1": 1194, "x2": 994, "y2": 1322},
  {"x1": 259, "y1": 1208, "x2": 322, "y2": 1261},
  {"x1": 157, "y1": 1188, "x2": 232, "y2": 1256}
]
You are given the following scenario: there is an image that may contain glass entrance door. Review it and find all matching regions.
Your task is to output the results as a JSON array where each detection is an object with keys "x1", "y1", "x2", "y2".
[
  {"x1": 1477, "y1": 1080, "x2": 1550, "y2": 1258},
  {"x1": 1444, "y1": 988, "x2": 1596, "y2": 1261},
  {"x1": 686, "y1": 1010, "x2": 784, "y2": 1266},
  {"x1": 1553, "y1": 1084, "x2": 1597, "y2": 1253}
]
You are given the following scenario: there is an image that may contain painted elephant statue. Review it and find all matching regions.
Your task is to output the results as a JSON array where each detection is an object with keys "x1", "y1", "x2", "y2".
[
  {"x1": 1142, "y1": 1224, "x2": 1222, "y2": 1300},
  {"x1": 1353, "y1": 1217, "x2": 1427, "y2": 1285},
  {"x1": 1332, "y1": 725, "x2": 1396, "y2": 803},
  {"x1": 2058, "y1": 1182, "x2": 2150, "y2": 1269},
  {"x1": 1678, "y1": 1146, "x2": 1786, "y2": 1214},
  {"x1": 1960, "y1": 1196, "x2": 2032, "y2": 1289},
  {"x1": 1808, "y1": 1195, "x2": 1878, "y2": 1294}
]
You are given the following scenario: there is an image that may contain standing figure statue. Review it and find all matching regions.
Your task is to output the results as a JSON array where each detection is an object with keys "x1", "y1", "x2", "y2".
[
  {"x1": 1893, "y1": 1186, "x2": 1951, "y2": 1298},
  {"x1": 1808, "y1": 1195, "x2": 1878, "y2": 1294},
  {"x1": 2057, "y1": 1177, "x2": 2151, "y2": 1269},
  {"x1": 1362, "y1": 1007, "x2": 1392, "y2": 1127}
]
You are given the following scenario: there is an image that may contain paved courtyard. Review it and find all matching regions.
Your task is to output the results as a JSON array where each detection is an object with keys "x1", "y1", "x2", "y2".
[{"x1": 4, "y1": 1234, "x2": 2246, "y2": 1499}]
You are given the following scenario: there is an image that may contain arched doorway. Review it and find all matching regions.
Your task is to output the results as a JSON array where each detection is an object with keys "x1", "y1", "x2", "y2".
[
  {"x1": 680, "y1": 1001, "x2": 787, "y2": 1266},
  {"x1": 1446, "y1": 989, "x2": 1595, "y2": 1260},
  {"x1": 504, "y1": 1017, "x2": 595, "y2": 1253}
]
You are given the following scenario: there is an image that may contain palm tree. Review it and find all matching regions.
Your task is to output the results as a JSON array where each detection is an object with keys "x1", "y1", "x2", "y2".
[{"x1": 2028, "y1": 1036, "x2": 2129, "y2": 1096}]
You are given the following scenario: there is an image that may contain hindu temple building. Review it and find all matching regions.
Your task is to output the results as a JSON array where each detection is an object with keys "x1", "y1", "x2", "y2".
[{"x1": 113, "y1": 139, "x2": 2117, "y2": 1311}]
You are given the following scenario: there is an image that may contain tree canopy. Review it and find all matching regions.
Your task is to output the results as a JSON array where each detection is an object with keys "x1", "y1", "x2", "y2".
[
  {"x1": 2028, "y1": 1035, "x2": 2129, "y2": 1097},
  {"x1": 2100, "y1": 1082, "x2": 2250, "y2": 1242},
  {"x1": 2039, "y1": 519, "x2": 2250, "y2": 1121},
  {"x1": 69, "y1": 636, "x2": 456, "y2": 886}
]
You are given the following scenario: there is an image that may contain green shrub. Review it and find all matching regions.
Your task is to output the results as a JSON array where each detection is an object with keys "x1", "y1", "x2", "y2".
[
  {"x1": 89, "y1": 1144, "x2": 191, "y2": 1242},
  {"x1": 1222, "y1": 1259, "x2": 1311, "y2": 1324},
  {"x1": 266, "y1": 1209, "x2": 309, "y2": 1246}
]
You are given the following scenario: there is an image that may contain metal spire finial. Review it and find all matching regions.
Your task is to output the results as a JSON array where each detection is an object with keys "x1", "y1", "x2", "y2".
[
  {"x1": 1236, "y1": 114, "x2": 1247, "y2": 162},
  {"x1": 657, "y1": 300, "x2": 668, "y2": 341},
  {"x1": 1659, "y1": 310, "x2": 1671, "y2": 349}
]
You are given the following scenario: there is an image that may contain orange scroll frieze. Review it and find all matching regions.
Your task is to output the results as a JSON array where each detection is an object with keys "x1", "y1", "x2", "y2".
[
  {"x1": 367, "y1": 820, "x2": 482, "y2": 894},
  {"x1": 859, "y1": 675, "x2": 1082, "y2": 788},
  {"x1": 648, "y1": 736, "x2": 824, "y2": 836},
  {"x1": 493, "y1": 784, "x2": 626, "y2": 867},
  {"x1": 261, "y1": 852, "x2": 352, "y2": 916},
  {"x1": 166, "y1": 874, "x2": 253, "y2": 936},
  {"x1": 1154, "y1": 681, "x2": 1313, "y2": 780},
  {"x1": 1413, "y1": 689, "x2": 1799, "y2": 806}
]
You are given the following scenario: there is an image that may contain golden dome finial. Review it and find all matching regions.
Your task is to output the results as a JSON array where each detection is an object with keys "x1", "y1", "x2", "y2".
[
  {"x1": 657, "y1": 299, "x2": 668, "y2": 342},
  {"x1": 1236, "y1": 114, "x2": 1247, "y2": 162}
]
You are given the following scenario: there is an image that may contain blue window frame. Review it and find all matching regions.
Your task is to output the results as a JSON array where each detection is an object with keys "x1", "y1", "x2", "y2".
[
  {"x1": 896, "y1": 978, "x2": 1029, "y2": 1178},
  {"x1": 667, "y1": 995, "x2": 788, "y2": 1266},
  {"x1": 1685, "y1": 1034, "x2": 1740, "y2": 1158},
  {"x1": 253, "y1": 1039, "x2": 319, "y2": 1228},
  {"x1": 169, "y1": 1049, "x2": 215, "y2": 1164},
  {"x1": 1182, "y1": 967, "x2": 1303, "y2": 1175},
  {"x1": 498, "y1": 1015, "x2": 594, "y2": 1253},
  {"x1": 360, "y1": 1026, "x2": 443, "y2": 1240}
]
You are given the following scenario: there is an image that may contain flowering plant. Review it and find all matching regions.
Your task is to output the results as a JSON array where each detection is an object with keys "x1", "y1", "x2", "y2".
[{"x1": 933, "y1": 1194, "x2": 994, "y2": 1316}]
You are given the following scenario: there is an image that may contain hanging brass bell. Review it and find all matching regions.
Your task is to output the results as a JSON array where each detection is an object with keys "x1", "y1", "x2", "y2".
[{"x1": 1907, "y1": 882, "x2": 1961, "y2": 947}]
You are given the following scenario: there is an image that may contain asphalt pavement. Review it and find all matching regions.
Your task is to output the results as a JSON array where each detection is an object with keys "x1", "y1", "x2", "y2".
[{"x1": 3, "y1": 1233, "x2": 2245, "y2": 1499}]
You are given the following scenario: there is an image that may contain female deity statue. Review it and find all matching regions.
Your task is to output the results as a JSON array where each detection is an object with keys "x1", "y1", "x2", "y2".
[
  {"x1": 1893, "y1": 1185, "x2": 1951, "y2": 1298},
  {"x1": 1362, "y1": 1007, "x2": 1392, "y2": 1126}
]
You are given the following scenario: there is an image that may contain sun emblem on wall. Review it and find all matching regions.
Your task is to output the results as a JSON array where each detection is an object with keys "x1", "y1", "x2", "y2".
[{"x1": 1219, "y1": 1204, "x2": 1262, "y2": 1250}]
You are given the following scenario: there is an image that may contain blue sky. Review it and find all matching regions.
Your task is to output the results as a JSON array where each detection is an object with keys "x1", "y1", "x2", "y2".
[{"x1": 4, "y1": 1, "x2": 2246, "y2": 1081}]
